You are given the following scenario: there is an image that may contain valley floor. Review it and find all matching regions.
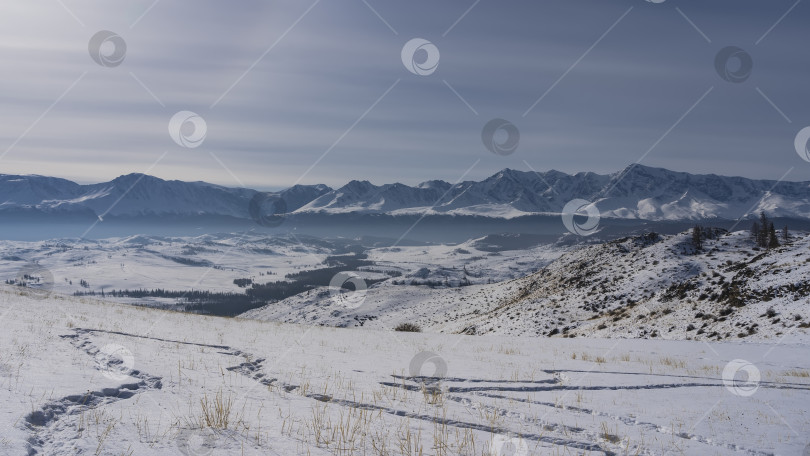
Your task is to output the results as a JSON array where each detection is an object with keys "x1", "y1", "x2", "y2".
[{"x1": 1, "y1": 287, "x2": 809, "y2": 455}]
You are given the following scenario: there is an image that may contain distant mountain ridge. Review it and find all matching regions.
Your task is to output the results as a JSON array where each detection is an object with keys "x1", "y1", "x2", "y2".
[
  {"x1": 0, "y1": 173, "x2": 329, "y2": 220},
  {"x1": 2, "y1": 165, "x2": 810, "y2": 222}
]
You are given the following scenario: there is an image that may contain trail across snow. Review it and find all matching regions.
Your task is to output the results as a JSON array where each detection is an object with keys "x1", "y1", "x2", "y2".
[{"x1": 1, "y1": 287, "x2": 809, "y2": 455}]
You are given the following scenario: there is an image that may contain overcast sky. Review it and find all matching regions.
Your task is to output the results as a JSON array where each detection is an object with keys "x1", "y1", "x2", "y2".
[{"x1": 0, "y1": 0, "x2": 808, "y2": 189}]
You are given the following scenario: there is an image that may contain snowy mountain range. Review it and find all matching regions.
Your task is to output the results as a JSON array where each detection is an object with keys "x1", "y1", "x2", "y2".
[
  {"x1": 2, "y1": 165, "x2": 810, "y2": 221},
  {"x1": 0, "y1": 173, "x2": 329, "y2": 219}
]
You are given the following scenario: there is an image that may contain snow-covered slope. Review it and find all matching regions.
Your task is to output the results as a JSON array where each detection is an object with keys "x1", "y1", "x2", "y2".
[
  {"x1": 2, "y1": 284, "x2": 809, "y2": 455},
  {"x1": 4, "y1": 165, "x2": 810, "y2": 221},
  {"x1": 456, "y1": 229, "x2": 810, "y2": 340},
  {"x1": 242, "y1": 229, "x2": 810, "y2": 342}
]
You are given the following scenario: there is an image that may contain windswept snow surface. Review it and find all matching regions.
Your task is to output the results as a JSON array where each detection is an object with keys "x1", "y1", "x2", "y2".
[{"x1": 1, "y1": 288, "x2": 809, "y2": 455}]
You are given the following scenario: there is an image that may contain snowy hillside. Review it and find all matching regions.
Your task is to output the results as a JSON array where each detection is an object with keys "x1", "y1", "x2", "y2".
[
  {"x1": 242, "y1": 229, "x2": 810, "y2": 342},
  {"x1": 455, "y1": 229, "x2": 810, "y2": 340},
  {"x1": 4, "y1": 165, "x2": 810, "y2": 221},
  {"x1": 1, "y1": 286, "x2": 808, "y2": 455}
]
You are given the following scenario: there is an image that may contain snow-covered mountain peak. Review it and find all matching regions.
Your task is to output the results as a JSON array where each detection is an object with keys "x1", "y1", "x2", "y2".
[{"x1": 3, "y1": 167, "x2": 810, "y2": 221}]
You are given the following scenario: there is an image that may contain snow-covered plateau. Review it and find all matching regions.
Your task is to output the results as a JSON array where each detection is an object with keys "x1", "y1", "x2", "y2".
[
  {"x1": 0, "y1": 227, "x2": 809, "y2": 455},
  {"x1": 1, "y1": 286, "x2": 809, "y2": 455}
]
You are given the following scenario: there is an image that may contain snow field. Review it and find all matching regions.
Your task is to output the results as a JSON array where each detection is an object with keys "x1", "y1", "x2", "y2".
[{"x1": 1, "y1": 287, "x2": 809, "y2": 455}]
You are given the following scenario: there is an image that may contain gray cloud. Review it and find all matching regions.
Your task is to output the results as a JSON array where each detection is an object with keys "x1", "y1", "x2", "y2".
[{"x1": 1, "y1": 0, "x2": 808, "y2": 189}]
